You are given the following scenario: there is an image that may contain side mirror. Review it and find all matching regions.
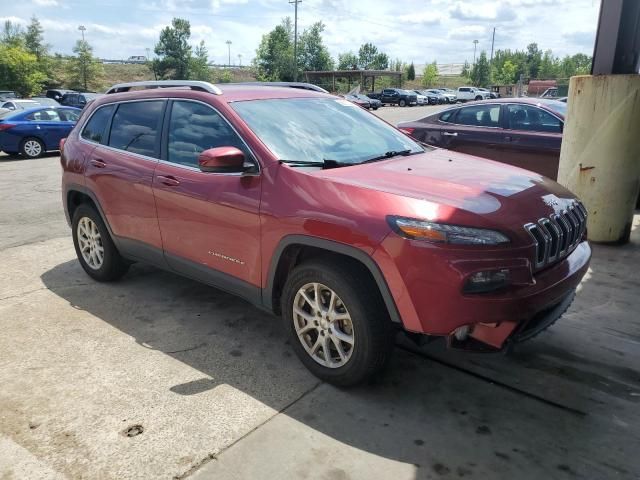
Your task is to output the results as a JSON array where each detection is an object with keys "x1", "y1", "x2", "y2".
[{"x1": 198, "y1": 146, "x2": 246, "y2": 174}]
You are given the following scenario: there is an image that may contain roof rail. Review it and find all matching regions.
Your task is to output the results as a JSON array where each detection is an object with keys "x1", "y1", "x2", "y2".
[
  {"x1": 105, "y1": 80, "x2": 222, "y2": 95},
  {"x1": 224, "y1": 82, "x2": 329, "y2": 93}
]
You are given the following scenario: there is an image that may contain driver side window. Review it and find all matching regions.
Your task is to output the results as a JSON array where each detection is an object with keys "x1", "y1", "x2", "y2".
[{"x1": 166, "y1": 101, "x2": 252, "y2": 168}]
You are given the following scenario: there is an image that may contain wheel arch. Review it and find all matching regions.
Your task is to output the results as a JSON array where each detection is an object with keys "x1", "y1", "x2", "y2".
[
  {"x1": 65, "y1": 184, "x2": 115, "y2": 238},
  {"x1": 264, "y1": 235, "x2": 402, "y2": 324}
]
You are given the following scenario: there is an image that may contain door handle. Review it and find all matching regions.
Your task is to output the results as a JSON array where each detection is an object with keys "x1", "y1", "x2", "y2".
[
  {"x1": 504, "y1": 136, "x2": 513, "y2": 142},
  {"x1": 443, "y1": 132, "x2": 458, "y2": 137},
  {"x1": 157, "y1": 175, "x2": 180, "y2": 187},
  {"x1": 90, "y1": 158, "x2": 106, "y2": 168}
]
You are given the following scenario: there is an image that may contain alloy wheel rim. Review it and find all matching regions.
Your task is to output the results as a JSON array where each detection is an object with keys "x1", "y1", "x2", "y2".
[
  {"x1": 24, "y1": 140, "x2": 42, "y2": 157},
  {"x1": 77, "y1": 217, "x2": 104, "y2": 270},
  {"x1": 293, "y1": 282, "x2": 355, "y2": 368}
]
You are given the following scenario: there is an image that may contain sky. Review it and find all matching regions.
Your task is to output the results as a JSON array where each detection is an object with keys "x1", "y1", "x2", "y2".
[{"x1": 2, "y1": 0, "x2": 601, "y2": 66}]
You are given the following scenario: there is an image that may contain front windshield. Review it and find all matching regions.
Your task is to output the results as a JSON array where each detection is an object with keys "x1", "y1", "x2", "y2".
[{"x1": 232, "y1": 97, "x2": 424, "y2": 164}]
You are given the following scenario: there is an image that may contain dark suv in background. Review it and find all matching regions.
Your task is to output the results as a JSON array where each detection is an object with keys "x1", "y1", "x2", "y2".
[
  {"x1": 60, "y1": 92, "x2": 102, "y2": 109},
  {"x1": 61, "y1": 81, "x2": 590, "y2": 386}
]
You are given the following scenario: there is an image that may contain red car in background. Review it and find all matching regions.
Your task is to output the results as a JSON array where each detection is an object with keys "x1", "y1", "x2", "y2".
[
  {"x1": 398, "y1": 98, "x2": 567, "y2": 180},
  {"x1": 61, "y1": 81, "x2": 590, "y2": 386}
]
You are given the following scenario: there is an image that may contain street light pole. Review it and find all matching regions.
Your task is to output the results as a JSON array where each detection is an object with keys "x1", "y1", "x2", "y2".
[
  {"x1": 226, "y1": 40, "x2": 232, "y2": 68},
  {"x1": 473, "y1": 39, "x2": 478, "y2": 64},
  {"x1": 78, "y1": 25, "x2": 87, "y2": 91},
  {"x1": 289, "y1": 0, "x2": 302, "y2": 81}
]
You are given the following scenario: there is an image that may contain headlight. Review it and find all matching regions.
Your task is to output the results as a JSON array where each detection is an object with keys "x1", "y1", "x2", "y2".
[{"x1": 388, "y1": 216, "x2": 510, "y2": 245}]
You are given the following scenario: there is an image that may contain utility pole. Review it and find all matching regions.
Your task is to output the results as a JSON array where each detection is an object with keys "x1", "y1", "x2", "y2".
[
  {"x1": 289, "y1": 0, "x2": 302, "y2": 81},
  {"x1": 78, "y1": 25, "x2": 86, "y2": 42},
  {"x1": 490, "y1": 27, "x2": 496, "y2": 66},
  {"x1": 473, "y1": 39, "x2": 478, "y2": 64},
  {"x1": 226, "y1": 40, "x2": 232, "y2": 68}
]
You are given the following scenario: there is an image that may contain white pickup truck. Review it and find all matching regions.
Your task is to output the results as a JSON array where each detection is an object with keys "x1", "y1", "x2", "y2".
[{"x1": 456, "y1": 87, "x2": 491, "y2": 102}]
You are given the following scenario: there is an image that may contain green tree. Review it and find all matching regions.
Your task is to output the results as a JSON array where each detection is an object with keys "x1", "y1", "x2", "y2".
[
  {"x1": 526, "y1": 42, "x2": 542, "y2": 79},
  {"x1": 421, "y1": 61, "x2": 438, "y2": 87},
  {"x1": 24, "y1": 16, "x2": 47, "y2": 59},
  {"x1": 358, "y1": 43, "x2": 388, "y2": 70},
  {"x1": 253, "y1": 18, "x2": 295, "y2": 81},
  {"x1": 68, "y1": 39, "x2": 104, "y2": 91},
  {"x1": 471, "y1": 51, "x2": 490, "y2": 86},
  {"x1": 461, "y1": 60, "x2": 471, "y2": 78},
  {"x1": 407, "y1": 62, "x2": 415, "y2": 81},
  {"x1": 337, "y1": 51, "x2": 358, "y2": 70},
  {"x1": 189, "y1": 40, "x2": 210, "y2": 81},
  {"x1": 539, "y1": 50, "x2": 558, "y2": 79},
  {"x1": 495, "y1": 60, "x2": 517, "y2": 84},
  {"x1": 154, "y1": 18, "x2": 192, "y2": 80},
  {"x1": 1, "y1": 20, "x2": 24, "y2": 47},
  {"x1": 299, "y1": 21, "x2": 333, "y2": 72},
  {"x1": 0, "y1": 44, "x2": 46, "y2": 96}
]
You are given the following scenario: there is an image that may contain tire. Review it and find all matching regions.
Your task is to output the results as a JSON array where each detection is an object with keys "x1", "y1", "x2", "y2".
[
  {"x1": 281, "y1": 259, "x2": 393, "y2": 387},
  {"x1": 373, "y1": 106, "x2": 379, "y2": 110},
  {"x1": 399, "y1": 99, "x2": 406, "y2": 107},
  {"x1": 475, "y1": 95, "x2": 483, "y2": 101},
  {"x1": 72, "y1": 204, "x2": 129, "y2": 282},
  {"x1": 20, "y1": 137, "x2": 45, "y2": 158}
]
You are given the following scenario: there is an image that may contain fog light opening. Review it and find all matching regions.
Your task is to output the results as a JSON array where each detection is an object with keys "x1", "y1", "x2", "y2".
[
  {"x1": 453, "y1": 325, "x2": 472, "y2": 341},
  {"x1": 463, "y1": 269, "x2": 511, "y2": 293}
]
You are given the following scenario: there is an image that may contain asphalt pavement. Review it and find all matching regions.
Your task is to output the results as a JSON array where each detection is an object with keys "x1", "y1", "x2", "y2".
[{"x1": 1, "y1": 109, "x2": 639, "y2": 479}]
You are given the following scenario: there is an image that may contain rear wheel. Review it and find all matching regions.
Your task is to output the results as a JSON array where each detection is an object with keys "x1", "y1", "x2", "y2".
[
  {"x1": 72, "y1": 204, "x2": 129, "y2": 282},
  {"x1": 475, "y1": 95, "x2": 483, "y2": 101},
  {"x1": 282, "y1": 260, "x2": 393, "y2": 386},
  {"x1": 20, "y1": 137, "x2": 44, "y2": 158}
]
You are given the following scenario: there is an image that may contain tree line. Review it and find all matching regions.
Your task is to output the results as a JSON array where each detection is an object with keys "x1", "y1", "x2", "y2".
[
  {"x1": 0, "y1": 17, "x2": 103, "y2": 96},
  {"x1": 1, "y1": 16, "x2": 593, "y2": 96}
]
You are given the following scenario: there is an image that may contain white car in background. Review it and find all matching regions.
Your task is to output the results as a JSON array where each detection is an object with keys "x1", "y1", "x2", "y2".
[
  {"x1": 414, "y1": 92, "x2": 428, "y2": 105},
  {"x1": 456, "y1": 87, "x2": 491, "y2": 102}
]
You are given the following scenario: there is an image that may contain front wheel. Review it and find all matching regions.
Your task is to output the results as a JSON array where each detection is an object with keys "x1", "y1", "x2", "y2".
[
  {"x1": 282, "y1": 260, "x2": 393, "y2": 386},
  {"x1": 475, "y1": 95, "x2": 483, "y2": 101},
  {"x1": 399, "y1": 99, "x2": 406, "y2": 107}
]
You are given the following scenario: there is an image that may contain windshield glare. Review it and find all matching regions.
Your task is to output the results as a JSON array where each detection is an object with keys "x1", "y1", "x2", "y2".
[
  {"x1": 232, "y1": 97, "x2": 424, "y2": 164},
  {"x1": 538, "y1": 99, "x2": 567, "y2": 117}
]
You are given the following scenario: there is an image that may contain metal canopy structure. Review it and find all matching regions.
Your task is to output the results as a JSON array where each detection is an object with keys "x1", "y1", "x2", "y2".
[
  {"x1": 592, "y1": 0, "x2": 640, "y2": 74},
  {"x1": 303, "y1": 70, "x2": 402, "y2": 93}
]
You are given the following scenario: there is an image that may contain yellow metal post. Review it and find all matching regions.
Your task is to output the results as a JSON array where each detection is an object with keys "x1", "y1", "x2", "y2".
[{"x1": 557, "y1": 74, "x2": 640, "y2": 244}]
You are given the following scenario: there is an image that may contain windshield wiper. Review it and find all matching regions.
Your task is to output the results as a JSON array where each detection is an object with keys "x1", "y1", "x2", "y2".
[
  {"x1": 279, "y1": 159, "x2": 346, "y2": 169},
  {"x1": 360, "y1": 149, "x2": 414, "y2": 164}
]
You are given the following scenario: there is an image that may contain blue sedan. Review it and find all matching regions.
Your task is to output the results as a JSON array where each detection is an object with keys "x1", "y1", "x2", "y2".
[{"x1": 0, "y1": 106, "x2": 81, "y2": 158}]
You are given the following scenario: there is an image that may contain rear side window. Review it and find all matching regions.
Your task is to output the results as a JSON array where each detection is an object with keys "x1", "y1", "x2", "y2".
[
  {"x1": 59, "y1": 109, "x2": 80, "y2": 122},
  {"x1": 439, "y1": 109, "x2": 457, "y2": 122},
  {"x1": 456, "y1": 105, "x2": 501, "y2": 127},
  {"x1": 26, "y1": 109, "x2": 62, "y2": 121},
  {"x1": 82, "y1": 104, "x2": 115, "y2": 144},
  {"x1": 108, "y1": 101, "x2": 164, "y2": 158},
  {"x1": 166, "y1": 100, "x2": 250, "y2": 168}
]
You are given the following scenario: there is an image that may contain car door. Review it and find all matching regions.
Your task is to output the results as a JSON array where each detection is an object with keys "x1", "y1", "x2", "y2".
[
  {"x1": 500, "y1": 104, "x2": 563, "y2": 179},
  {"x1": 27, "y1": 109, "x2": 68, "y2": 149},
  {"x1": 83, "y1": 100, "x2": 165, "y2": 263},
  {"x1": 438, "y1": 104, "x2": 505, "y2": 161},
  {"x1": 152, "y1": 99, "x2": 262, "y2": 291}
]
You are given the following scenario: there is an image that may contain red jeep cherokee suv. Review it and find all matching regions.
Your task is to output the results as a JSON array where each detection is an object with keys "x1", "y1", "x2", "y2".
[{"x1": 61, "y1": 81, "x2": 591, "y2": 386}]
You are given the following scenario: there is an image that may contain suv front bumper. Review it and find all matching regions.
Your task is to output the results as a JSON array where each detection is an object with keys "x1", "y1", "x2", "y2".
[{"x1": 373, "y1": 236, "x2": 591, "y2": 349}]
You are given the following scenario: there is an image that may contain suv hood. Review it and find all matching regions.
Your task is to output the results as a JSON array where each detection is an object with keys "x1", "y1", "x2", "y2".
[{"x1": 314, "y1": 149, "x2": 577, "y2": 229}]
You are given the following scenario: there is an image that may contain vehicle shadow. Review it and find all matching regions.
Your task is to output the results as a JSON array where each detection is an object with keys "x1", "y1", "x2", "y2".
[
  {"x1": 0, "y1": 151, "x2": 59, "y2": 161},
  {"x1": 39, "y1": 253, "x2": 640, "y2": 479}
]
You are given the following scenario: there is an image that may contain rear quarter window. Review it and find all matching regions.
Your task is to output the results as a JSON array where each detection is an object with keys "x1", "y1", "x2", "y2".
[{"x1": 81, "y1": 104, "x2": 115, "y2": 144}]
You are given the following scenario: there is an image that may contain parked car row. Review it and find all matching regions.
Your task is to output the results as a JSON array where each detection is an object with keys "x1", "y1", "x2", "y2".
[{"x1": 342, "y1": 94, "x2": 381, "y2": 110}]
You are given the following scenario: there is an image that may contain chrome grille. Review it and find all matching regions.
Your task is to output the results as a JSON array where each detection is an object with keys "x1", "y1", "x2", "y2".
[{"x1": 525, "y1": 202, "x2": 587, "y2": 270}]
